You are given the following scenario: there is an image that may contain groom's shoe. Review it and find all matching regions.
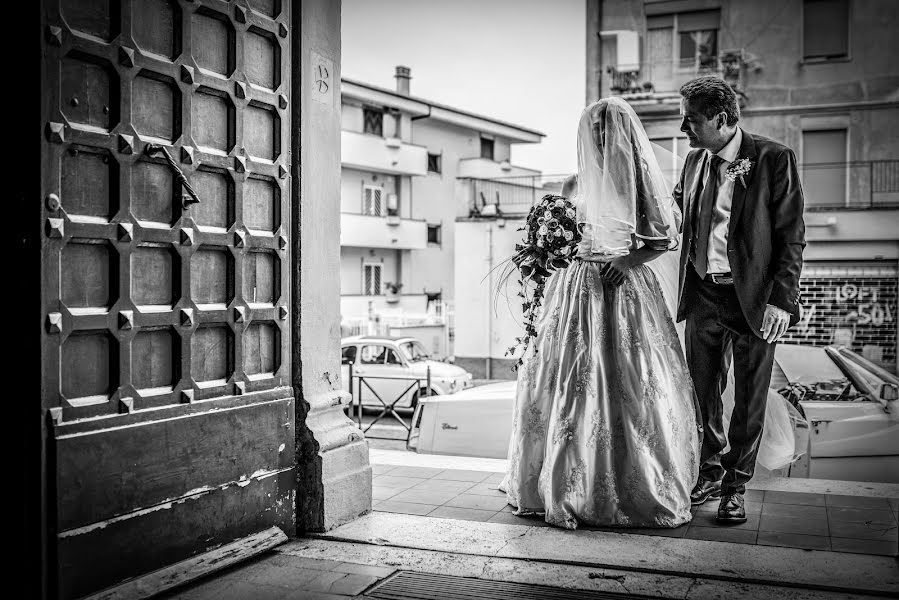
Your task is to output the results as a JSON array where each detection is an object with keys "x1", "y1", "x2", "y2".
[
  {"x1": 716, "y1": 493, "x2": 747, "y2": 523},
  {"x1": 690, "y1": 479, "x2": 722, "y2": 506}
]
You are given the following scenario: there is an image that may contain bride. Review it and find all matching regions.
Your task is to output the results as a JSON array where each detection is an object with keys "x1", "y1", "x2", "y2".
[{"x1": 500, "y1": 97, "x2": 700, "y2": 529}]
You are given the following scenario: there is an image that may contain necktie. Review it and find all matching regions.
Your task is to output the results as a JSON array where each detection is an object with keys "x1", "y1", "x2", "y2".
[{"x1": 691, "y1": 154, "x2": 723, "y2": 279}]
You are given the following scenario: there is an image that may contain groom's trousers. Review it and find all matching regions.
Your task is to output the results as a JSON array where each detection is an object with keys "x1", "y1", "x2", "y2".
[{"x1": 684, "y1": 263, "x2": 777, "y2": 496}]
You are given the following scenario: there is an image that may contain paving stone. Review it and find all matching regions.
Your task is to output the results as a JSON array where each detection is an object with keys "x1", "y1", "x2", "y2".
[
  {"x1": 827, "y1": 506, "x2": 897, "y2": 525},
  {"x1": 388, "y1": 465, "x2": 445, "y2": 478},
  {"x1": 332, "y1": 562, "x2": 397, "y2": 578},
  {"x1": 373, "y1": 499, "x2": 439, "y2": 516},
  {"x1": 371, "y1": 464, "x2": 397, "y2": 475},
  {"x1": 830, "y1": 536, "x2": 899, "y2": 556},
  {"x1": 431, "y1": 468, "x2": 493, "y2": 482},
  {"x1": 371, "y1": 475, "x2": 427, "y2": 490},
  {"x1": 389, "y1": 487, "x2": 460, "y2": 505},
  {"x1": 408, "y1": 478, "x2": 477, "y2": 493},
  {"x1": 763, "y1": 491, "x2": 827, "y2": 507},
  {"x1": 465, "y1": 481, "x2": 506, "y2": 496},
  {"x1": 828, "y1": 520, "x2": 898, "y2": 541},
  {"x1": 756, "y1": 531, "x2": 831, "y2": 551},
  {"x1": 685, "y1": 525, "x2": 758, "y2": 545},
  {"x1": 759, "y1": 514, "x2": 829, "y2": 537},
  {"x1": 487, "y1": 511, "x2": 552, "y2": 527},
  {"x1": 825, "y1": 494, "x2": 892, "y2": 510},
  {"x1": 372, "y1": 485, "x2": 402, "y2": 501},
  {"x1": 325, "y1": 573, "x2": 380, "y2": 595},
  {"x1": 428, "y1": 505, "x2": 499, "y2": 522},
  {"x1": 743, "y1": 489, "x2": 765, "y2": 503},
  {"x1": 444, "y1": 493, "x2": 510, "y2": 512},
  {"x1": 483, "y1": 472, "x2": 506, "y2": 484},
  {"x1": 760, "y1": 503, "x2": 827, "y2": 520},
  {"x1": 301, "y1": 570, "x2": 347, "y2": 593}
]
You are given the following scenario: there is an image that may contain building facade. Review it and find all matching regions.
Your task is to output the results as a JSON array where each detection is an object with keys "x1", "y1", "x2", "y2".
[
  {"x1": 587, "y1": 0, "x2": 899, "y2": 372},
  {"x1": 339, "y1": 68, "x2": 544, "y2": 359}
]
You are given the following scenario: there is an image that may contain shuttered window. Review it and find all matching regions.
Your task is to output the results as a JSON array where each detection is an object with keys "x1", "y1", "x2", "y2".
[
  {"x1": 363, "y1": 263, "x2": 382, "y2": 296},
  {"x1": 803, "y1": 0, "x2": 849, "y2": 59},
  {"x1": 363, "y1": 185, "x2": 383, "y2": 216}
]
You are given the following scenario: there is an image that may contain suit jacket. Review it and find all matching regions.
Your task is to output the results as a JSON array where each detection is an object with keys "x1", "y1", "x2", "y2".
[{"x1": 673, "y1": 130, "x2": 806, "y2": 336}]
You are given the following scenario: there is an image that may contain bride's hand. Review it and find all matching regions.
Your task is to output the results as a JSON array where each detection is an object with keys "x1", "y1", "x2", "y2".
[{"x1": 602, "y1": 255, "x2": 631, "y2": 286}]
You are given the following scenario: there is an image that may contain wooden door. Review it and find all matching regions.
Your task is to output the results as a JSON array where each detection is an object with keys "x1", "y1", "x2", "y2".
[{"x1": 41, "y1": 1, "x2": 294, "y2": 597}]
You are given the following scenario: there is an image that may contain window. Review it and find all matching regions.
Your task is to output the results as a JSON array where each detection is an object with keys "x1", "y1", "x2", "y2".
[
  {"x1": 363, "y1": 263, "x2": 382, "y2": 296},
  {"x1": 480, "y1": 136, "x2": 494, "y2": 160},
  {"x1": 363, "y1": 185, "x2": 383, "y2": 216},
  {"x1": 803, "y1": 0, "x2": 849, "y2": 60},
  {"x1": 427, "y1": 224, "x2": 442, "y2": 245},
  {"x1": 645, "y1": 10, "x2": 720, "y2": 89},
  {"x1": 341, "y1": 345, "x2": 357, "y2": 365},
  {"x1": 360, "y1": 345, "x2": 402, "y2": 365},
  {"x1": 802, "y1": 129, "x2": 847, "y2": 208},
  {"x1": 427, "y1": 153, "x2": 442, "y2": 173},
  {"x1": 363, "y1": 107, "x2": 383, "y2": 136}
]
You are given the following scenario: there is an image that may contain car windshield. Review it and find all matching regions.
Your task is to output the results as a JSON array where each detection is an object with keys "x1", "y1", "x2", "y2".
[{"x1": 399, "y1": 341, "x2": 430, "y2": 362}]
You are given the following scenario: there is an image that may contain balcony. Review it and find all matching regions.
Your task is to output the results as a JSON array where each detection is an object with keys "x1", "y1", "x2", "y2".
[
  {"x1": 459, "y1": 174, "x2": 568, "y2": 218},
  {"x1": 802, "y1": 160, "x2": 899, "y2": 211},
  {"x1": 457, "y1": 158, "x2": 541, "y2": 180},
  {"x1": 340, "y1": 212, "x2": 427, "y2": 250},
  {"x1": 341, "y1": 130, "x2": 428, "y2": 176},
  {"x1": 606, "y1": 49, "x2": 748, "y2": 101}
]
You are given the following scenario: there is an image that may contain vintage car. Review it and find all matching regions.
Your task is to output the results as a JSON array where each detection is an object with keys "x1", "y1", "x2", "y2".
[
  {"x1": 408, "y1": 344, "x2": 899, "y2": 484},
  {"x1": 341, "y1": 335, "x2": 473, "y2": 410}
]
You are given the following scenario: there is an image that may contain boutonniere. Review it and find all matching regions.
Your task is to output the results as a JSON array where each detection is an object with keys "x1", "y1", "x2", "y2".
[{"x1": 725, "y1": 158, "x2": 753, "y2": 187}]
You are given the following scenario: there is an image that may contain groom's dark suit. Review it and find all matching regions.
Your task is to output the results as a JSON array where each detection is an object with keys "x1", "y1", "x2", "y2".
[{"x1": 673, "y1": 129, "x2": 806, "y2": 494}]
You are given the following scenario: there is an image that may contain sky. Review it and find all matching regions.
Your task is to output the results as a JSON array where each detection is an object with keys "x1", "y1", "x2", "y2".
[{"x1": 341, "y1": 0, "x2": 586, "y2": 176}]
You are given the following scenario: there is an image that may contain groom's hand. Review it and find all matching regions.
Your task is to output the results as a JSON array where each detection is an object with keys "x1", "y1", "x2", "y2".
[
  {"x1": 602, "y1": 255, "x2": 631, "y2": 287},
  {"x1": 761, "y1": 304, "x2": 790, "y2": 343}
]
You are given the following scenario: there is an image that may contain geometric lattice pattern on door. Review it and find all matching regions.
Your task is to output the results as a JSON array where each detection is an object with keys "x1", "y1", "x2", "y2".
[{"x1": 42, "y1": 0, "x2": 291, "y2": 421}]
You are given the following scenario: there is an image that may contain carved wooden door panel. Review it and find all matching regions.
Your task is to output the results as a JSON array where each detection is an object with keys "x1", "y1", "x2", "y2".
[{"x1": 41, "y1": 1, "x2": 293, "y2": 597}]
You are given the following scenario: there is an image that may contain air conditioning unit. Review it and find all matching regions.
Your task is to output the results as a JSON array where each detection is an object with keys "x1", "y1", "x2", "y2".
[
  {"x1": 500, "y1": 160, "x2": 512, "y2": 171},
  {"x1": 386, "y1": 215, "x2": 401, "y2": 226},
  {"x1": 385, "y1": 136, "x2": 402, "y2": 148}
]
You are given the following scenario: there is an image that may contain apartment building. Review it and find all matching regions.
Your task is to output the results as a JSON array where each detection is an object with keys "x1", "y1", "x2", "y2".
[
  {"x1": 587, "y1": 0, "x2": 899, "y2": 371},
  {"x1": 339, "y1": 67, "x2": 544, "y2": 358}
]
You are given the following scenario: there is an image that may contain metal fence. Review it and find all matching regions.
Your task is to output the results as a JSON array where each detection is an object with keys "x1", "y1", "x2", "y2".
[{"x1": 461, "y1": 160, "x2": 899, "y2": 216}]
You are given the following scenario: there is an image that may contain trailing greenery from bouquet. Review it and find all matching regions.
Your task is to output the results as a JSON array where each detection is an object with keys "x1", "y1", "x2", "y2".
[{"x1": 494, "y1": 194, "x2": 582, "y2": 371}]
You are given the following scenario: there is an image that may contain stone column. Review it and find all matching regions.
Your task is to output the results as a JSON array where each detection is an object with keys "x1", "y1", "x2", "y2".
[{"x1": 292, "y1": 0, "x2": 372, "y2": 532}]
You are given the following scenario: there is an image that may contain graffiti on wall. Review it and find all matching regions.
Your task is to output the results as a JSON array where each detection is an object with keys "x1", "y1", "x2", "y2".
[{"x1": 784, "y1": 277, "x2": 897, "y2": 368}]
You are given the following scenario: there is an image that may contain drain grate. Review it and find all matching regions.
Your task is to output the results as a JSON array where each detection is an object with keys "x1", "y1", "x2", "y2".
[{"x1": 364, "y1": 570, "x2": 655, "y2": 600}]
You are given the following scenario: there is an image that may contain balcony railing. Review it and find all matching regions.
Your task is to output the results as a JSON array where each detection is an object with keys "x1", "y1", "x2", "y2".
[
  {"x1": 460, "y1": 174, "x2": 570, "y2": 217},
  {"x1": 606, "y1": 50, "x2": 746, "y2": 97},
  {"x1": 461, "y1": 160, "x2": 899, "y2": 217},
  {"x1": 801, "y1": 160, "x2": 899, "y2": 210}
]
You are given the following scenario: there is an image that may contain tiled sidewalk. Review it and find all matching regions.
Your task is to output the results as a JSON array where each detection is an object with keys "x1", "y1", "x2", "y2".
[{"x1": 372, "y1": 464, "x2": 899, "y2": 557}]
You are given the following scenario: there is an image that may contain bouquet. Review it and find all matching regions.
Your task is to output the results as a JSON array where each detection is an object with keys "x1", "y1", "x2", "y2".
[{"x1": 502, "y1": 194, "x2": 582, "y2": 370}]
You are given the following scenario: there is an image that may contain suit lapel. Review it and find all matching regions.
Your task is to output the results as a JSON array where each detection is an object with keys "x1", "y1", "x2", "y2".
[{"x1": 727, "y1": 130, "x2": 758, "y2": 240}]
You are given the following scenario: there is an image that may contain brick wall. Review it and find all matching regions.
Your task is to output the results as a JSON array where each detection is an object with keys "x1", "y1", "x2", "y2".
[{"x1": 782, "y1": 264, "x2": 898, "y2": 373}]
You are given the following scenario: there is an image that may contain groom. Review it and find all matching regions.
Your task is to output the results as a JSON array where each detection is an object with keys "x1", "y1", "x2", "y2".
[{"x1": 673, "y1": 77, "x2": 806, "y2": 523}]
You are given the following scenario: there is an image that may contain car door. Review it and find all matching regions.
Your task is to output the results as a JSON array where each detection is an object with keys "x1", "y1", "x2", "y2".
[{"x1": 357, "y1": 344, "x2": 412, "y2": 407}]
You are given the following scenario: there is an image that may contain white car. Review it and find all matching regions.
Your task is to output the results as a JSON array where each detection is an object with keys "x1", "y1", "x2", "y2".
[
  {"x1": 408, "y1": 344, "x2": 899, "y2": 484},
  {"x1": 341, "y1": 335, "x2": 473, "y2": 410}
]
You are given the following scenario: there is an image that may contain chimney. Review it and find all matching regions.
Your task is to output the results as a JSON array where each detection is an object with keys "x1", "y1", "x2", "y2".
[{"x1": 394, "y1": 65, "x2": 411, "y2": 95}]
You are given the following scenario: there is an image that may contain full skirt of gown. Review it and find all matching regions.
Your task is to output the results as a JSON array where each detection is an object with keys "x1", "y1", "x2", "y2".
[{"x1": 500, "y1": 259, "x2": 700, "y2": 529}]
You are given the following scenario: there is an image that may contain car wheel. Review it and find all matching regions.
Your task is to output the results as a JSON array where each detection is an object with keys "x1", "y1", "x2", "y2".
[{"x1": 411, "y1": 388, "x2": 436, "y2": 409}]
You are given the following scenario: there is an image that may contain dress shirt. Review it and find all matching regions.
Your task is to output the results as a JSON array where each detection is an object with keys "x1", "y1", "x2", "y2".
[{"x1": 704, "y1": 127, "x2": 743, "y2": 274}]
